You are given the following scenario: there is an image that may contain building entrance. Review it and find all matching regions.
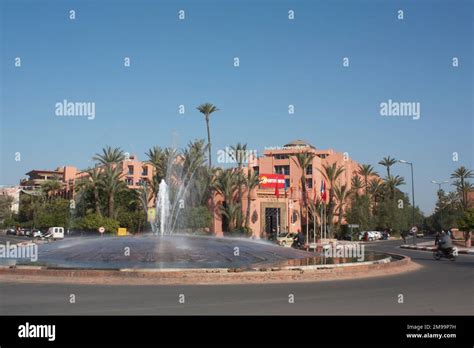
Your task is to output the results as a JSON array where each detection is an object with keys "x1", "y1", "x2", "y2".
[{"x1": 264, "y1": 207, "x2": 281, "y2": 240}]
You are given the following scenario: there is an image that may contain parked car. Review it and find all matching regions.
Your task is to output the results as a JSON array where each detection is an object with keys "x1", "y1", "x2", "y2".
[
  {"x1": 6, "y1": 228, "x2": 16, "y2": 236},
  {"x1": 44, "y1": 227, "x2": 64, "y2": 240},
  {"x1": 31, "y1": 229, "x2": 42, "y2": 238},
  {"x1": 359, "y1": 231, "x2": 378, "y2": 241},
  {"x1": 276, "y1": 232, "x2": 297, "y2": 247}
]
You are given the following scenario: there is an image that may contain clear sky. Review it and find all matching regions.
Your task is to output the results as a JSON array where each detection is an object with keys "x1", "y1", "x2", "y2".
[{"x1": 1, "y1": 0, "x2": 473, "y2": 214}]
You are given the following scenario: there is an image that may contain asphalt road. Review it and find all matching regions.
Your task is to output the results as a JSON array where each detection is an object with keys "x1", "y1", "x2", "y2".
[{"x1": 1, "y1": 238, "x2": 473, "y2": 315}]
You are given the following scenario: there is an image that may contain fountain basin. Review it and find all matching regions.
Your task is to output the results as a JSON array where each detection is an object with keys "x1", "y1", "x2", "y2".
[{"x1": 2, "y1": 234, "x2": 390, "y2": 270}]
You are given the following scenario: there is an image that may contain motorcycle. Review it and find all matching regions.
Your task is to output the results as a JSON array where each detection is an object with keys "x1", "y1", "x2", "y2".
[{"x1": 433, "y1": 247, "x2": 457, "y2": 261}]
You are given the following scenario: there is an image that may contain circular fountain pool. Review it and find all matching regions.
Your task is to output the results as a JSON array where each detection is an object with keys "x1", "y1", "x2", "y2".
[{"x1": 4, "y1": 234, "x2": 390, "y2": 270}]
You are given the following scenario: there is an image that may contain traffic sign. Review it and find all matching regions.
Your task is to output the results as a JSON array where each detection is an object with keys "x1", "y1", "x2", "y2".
[{"x1": 98, "y1": 226, "x2": 105, "y2": 234}]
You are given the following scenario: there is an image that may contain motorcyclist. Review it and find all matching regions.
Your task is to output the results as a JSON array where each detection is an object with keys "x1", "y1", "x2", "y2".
[
  {"x1": 438, "y1": 231, "x2": 453, "y2": 255},
  {"x1": 293, "y1": 230, "x2": 305, "y2": 249}
]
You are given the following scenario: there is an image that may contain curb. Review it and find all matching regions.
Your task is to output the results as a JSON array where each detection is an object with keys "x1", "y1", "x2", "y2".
[
  {"x1": 0, "y1": 253, "x2": 415, "y2": 285},
  {"x1": 400, "y1": 244, "x2": 474, "y2": 255}
]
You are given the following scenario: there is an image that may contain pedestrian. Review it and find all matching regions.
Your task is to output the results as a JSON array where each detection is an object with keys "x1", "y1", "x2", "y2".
[{"x1": 401, "y1": 231, "x2": 407, "y2": 244}]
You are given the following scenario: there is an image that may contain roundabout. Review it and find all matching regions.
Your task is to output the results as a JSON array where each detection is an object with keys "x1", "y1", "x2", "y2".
[{"x1": 0, "y1": 234, "x2": 416, "y2": 285}]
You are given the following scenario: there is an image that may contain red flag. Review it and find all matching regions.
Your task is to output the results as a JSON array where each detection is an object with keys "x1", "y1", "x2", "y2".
[
  {"x1": 321, "y1": 180, "x2": 327, "y2": 202},
  {"x1": 275, "y1": 181, "x2": 280, "y2": 199}
]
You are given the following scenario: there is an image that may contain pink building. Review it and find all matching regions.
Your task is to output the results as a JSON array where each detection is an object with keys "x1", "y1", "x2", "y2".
[
  {"x1": 212, "y1": 140, "x2": 364, "y2": 239},
  {"x1": 21, "y1": 155, "x2": 154, "y2": 201}
]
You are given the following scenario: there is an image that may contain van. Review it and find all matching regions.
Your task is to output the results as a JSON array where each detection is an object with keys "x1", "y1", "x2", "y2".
[{"x1": 45, "y1": 227, "x2": 64, "y2": 240}]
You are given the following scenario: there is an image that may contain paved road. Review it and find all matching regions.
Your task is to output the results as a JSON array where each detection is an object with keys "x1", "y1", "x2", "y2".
[{"x1": 1, "y1": 238, "x2": 473, "y2": 315}]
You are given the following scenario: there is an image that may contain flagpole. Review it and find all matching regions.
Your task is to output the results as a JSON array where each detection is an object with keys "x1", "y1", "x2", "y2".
[
  {"x1": 313, "y1": 208, "x2": 316, "y2": 251},
  {"x1": 320, "y1": 204, "x2": 323, "y2": 244},
  {"x1": 305, "y1": 203, "x2": 309, "y2": 251}
]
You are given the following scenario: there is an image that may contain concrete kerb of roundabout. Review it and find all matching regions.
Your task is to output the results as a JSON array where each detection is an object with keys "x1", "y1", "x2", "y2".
[{"x1": 0, "y1": 252, "x2": 420, "y2": 285}]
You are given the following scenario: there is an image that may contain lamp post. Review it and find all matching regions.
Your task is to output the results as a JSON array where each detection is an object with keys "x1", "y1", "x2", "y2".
[
  {"x1": 399, "y1": 160, "x2": 415, "y2": 244},
  {"x1": 430, "y1": 180, "x2": 449, "y2": 191},
  {"x1": 430, "y1": 180, "x2": 449, "y2": 232}
]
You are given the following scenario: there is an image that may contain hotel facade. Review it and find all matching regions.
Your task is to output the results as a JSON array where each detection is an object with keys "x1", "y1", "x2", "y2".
[{"x1": 212, "y1": 140, "x2": 364, "y2": 239}]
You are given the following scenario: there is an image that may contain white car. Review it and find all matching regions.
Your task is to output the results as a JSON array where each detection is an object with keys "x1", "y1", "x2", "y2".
[
  {"x1": 359, "y1": 231, "x2": 377, "y2": 241},
  {"x1": 371, "y1": 231, "x2": 382, "y2": 240},
  {"x1": 44, "y1": 227, "x2": 64, "y2": 240}
]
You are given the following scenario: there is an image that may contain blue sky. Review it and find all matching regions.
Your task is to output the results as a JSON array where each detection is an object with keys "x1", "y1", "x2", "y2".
[{"x1": 1, "y1": 0, "x2": 473, "y2": 214}]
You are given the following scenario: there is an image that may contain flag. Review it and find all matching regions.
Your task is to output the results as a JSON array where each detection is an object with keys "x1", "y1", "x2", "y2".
[
  {"x1": 320, "y1": 180, "x2": 327, "y2": 203},
  {"x1": 275, "y1": 181, "x2": 280, "y2": 199}
]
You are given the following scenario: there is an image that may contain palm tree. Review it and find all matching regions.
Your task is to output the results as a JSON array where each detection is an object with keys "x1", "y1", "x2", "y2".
[
  {"x1": 197, "y1": 103, "x2": 219, "y2": 169},
  {"x1": 182, "y1": 139, "x2": 209, "y2": 182},
  {"x1": 212, "y1": 169, "x2": 240, "y2": 232},
  {"x1": 350, "y1": 175, "x2": 363, "y2": 198},
  {"x1": 41, "y1": 179, "x2": 62, "y2": 201},
  {"x1": 145, "y1": 146, "x2": 167, "y2": 182},
  {"x1": 230, "y1": 142, "x2": 248, "y2": 229},
  {"x1": 93, "y1": 146, "x2": 125, "y2": 166},
  {"x1": 368, "y1": 177, "x2": 384, "y2": 208},
  {"x1": 243, "y1": 170, "x2": 260, "y2": 229},
  {"x1": 318, "y1": 162, "x2": 346, "y2": 238},
  {"x1": 357, "y1": 164, "x2": 378, "y2": 196},
  {"x1": 292, "y1": 151, "x2": 316, "y2": 231},
  {"x1": 76, "y1": 167, "x2": 103, "y2": 215},
  {"x1": 384, "y1": 175, "x2": 406, "y2": 199},
  {"x1": 451, "y1": 166, "x2": 473, "y2": 210},
  {"x1": 334, "y1": 184, "x2": 349, "y2": 231},
  {"x1": 378, "y1": 156, "x2": 397, "y2": 177},
  {"x1": 99, "y1": 165, "x2": 127, "y2": 218}
]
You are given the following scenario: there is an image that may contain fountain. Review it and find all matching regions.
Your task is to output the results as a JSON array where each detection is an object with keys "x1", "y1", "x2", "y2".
[{"x1": 155, "y1": 179, "x2": 170, "y2": 236}]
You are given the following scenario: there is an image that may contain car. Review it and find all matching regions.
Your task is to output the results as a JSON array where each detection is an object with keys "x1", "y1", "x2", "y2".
[
  {"x1": 416, "y1": 231, "x2": 424, "y2": 238},
  {"x1": 44, "y1": 226, "x2": 64, "y2": 240},
  {"x1": 276, "y1": 232, "x2": 297, "y2": 247},
  {"x1": 359, "y1": 231, "x2": 377, "y2": 241},
  {"x1": 6, "y1": 228, "x2": 16, "y2": 235},
  {"x1": 31, "y1": 229, "x2": 42, "y2": 238},
  {"x1": 18, "y1": 228, "x2": 27, "y2": 236}
]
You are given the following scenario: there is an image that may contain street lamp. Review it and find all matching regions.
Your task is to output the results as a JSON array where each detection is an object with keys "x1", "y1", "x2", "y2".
[
  {"x1": 399, "y1": 160, "x2": 416, "y2": 244},
  {"x1": 430, "y1": 180, "x2": 449, "y2": 232},
  {"x1": 430, "y1": 180, "x2": 449, "y2": 191}
]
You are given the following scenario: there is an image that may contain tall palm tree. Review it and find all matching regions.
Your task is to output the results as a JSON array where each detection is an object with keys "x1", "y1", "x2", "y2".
[
  {"x1": 230, "y1": 142, "x2": 248, "y2": 229},
  {"x1": 243, "y1": 170, "x2": 260, "y2": 229},
  {"x1": 357, "y1": 164, "x2": 378, "y2": 196},
  {"x1": 292, "y1": 151, "x2": 316, "y2": 231},
  {"x1": 99, "y1": 165, "x2": 127, "y2": 218},
  {"x1": 334, "y1": 184, "x2": 349, "y2": 231},
  {"x1": 378, "y1": 156, "x2": 397, "y2": 177},
  {"x1": 93, "y1": 146, "x2": 125, "y2": 166},
  {"x1": 197, "y1": 103, "x2": 219, "y2": 169},
  {"x1": 318, "y1": 162, "x2": 346, "y2": 238},
  {"x1": 451, "y1": 166, "x2": 473, "y2": 210}
]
